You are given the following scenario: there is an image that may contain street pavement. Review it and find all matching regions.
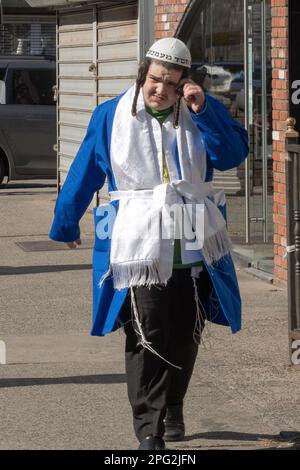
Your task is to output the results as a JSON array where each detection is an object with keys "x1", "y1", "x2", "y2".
[{"x1": 1, "y1": 180, "x2": 300, "y2": 450}]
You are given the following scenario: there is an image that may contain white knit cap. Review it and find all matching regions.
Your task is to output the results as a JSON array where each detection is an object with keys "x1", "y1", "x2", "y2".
[{"x1": 146, "y1": 38, "x2": 191, "y2": 68}]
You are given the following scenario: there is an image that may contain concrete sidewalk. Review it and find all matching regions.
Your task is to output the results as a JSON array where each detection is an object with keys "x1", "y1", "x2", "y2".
[{"x1": 1, "y1": 181, "x2": 300, "y2": 450}]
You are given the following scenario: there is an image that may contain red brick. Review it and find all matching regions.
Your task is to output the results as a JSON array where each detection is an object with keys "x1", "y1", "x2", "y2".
[
  {"x1": 272, "y1": 0, "x2": 288, "y2": 6},
  {"x1": 278, "y1": 224, "x2": 287, "y2": 236},
  {"x1": 274, "y1": 192, "x2": 286, "y2": 204},
  {"x1": 274, "y1": 214, "x2": 286, "y2": 226},
  {"x1": 155, "y1": 0, "x2": 189, "y2": 38},
  {"x1": 278, "y1": 204, "x2": 286, "y2": 216},
  {"x1": 274, "y1": 265, "x2": 288, "y2": 281},
  {"x1": 278, "y1": 28, "x2": 288, "y2": 38},
  {"x1": 273, "y1": 234, "x2": 281, "y2": 245},
  {"x1": 274, "y1": 172, "x2": 286, "y2": 183},
  {"x1": 280, "y1": 111, "x2": 289, "y2": 121},
  {"x1": 278, "y1": 245, "x2": 287, "y2": 257},
  {"x1": 272, "y1": 17, "x2": 288, "y2": 28},
  {"x1": 273, "y1": 59, "x2": 288, "y2": 68}
]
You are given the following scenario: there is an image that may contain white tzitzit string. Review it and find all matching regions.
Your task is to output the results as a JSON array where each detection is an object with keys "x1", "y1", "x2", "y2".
[
  {"x1": 192, "y1": 277, "x2": 205, "y2": 345},
  {"x1": 130, "y1": 287, "x2": 182, "y2": 370},
  {"x1": 191, "y1": 276, "x2": 216, "y2": 350}
]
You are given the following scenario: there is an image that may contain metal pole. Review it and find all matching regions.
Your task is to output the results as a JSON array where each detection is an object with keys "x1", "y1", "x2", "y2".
[
  {"x1": 261, "y1": 0, "x2": 268, "y2": 242},
  {"x1": 293, "y1": 150, "x2": 300, "y2": 329},
  {"x1": 55, "y1": 10, "x2": 60, "y2": 194},
  {"x1": 138, "y1": 0, "x2": 154, "y2": 60},
  {"x1": 285, "y1": 146, "x2": 294, "y2": 337},
  {"x1": 285, "y1": 118, "x2": 299, "y2": 360},
  {"x1": 0, "y1": 0, "x2": 3, "y2": 25},
  {"x1": 0, "y1": 1, "x2": 4, "y2": 59},
  {"x1": 244, "y1": 0, "x2": 250, "y2": 243}
]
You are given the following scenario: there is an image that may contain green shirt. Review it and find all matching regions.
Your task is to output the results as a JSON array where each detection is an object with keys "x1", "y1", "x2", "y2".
[{"x1": 146, "y1": 105, "x2": 203, "y2": 270}]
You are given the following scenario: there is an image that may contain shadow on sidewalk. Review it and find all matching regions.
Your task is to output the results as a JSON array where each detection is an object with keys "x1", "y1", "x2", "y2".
[
  {"x1": 0, "y1": 264, "x2": 92, "y2": 275},
  {"x1": 184, "y1": 430, "x2": 300, "y2": 449},
  {"x1": 0, "y1": 191, "x2": 56, "y2": 196},
  {"x1": 0, "y1": 182, "x2": 56, "y2": 190},
  {"x1": 0, "y1": 373, "x2": 126, "y2": 388}
]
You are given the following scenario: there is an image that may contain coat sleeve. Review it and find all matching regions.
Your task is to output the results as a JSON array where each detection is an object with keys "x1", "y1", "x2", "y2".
[
  {"x1": 49, "y1": 106, "x2": 106, "y2": 242},
  {"x1": 191, "y1": 94, "x2": 249, "y2": 171}
]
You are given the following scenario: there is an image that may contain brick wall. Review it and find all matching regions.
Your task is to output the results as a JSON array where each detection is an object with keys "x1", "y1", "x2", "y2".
[
  {"x1": 271, "y1": 0, "x2": 289, "y2": 281},
  {"x1": 154, "y1": 0, "x2": 190, "y2": 38}
]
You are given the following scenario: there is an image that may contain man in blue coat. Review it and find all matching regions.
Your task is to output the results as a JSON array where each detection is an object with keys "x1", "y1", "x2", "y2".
[{"x1": 50, "y1": 38, "x2": 248, "y2": 450}]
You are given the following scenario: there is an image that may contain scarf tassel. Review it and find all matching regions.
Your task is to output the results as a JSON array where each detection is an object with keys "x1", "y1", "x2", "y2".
[
  {"x1": 201, "y1": 226, "x2": 232, "y2": 266},
  {"x1": 110, "y1": 260, "x2": 165, "y2": 291}
]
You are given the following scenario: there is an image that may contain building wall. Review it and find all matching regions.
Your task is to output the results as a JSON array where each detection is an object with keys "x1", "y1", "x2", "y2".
[
  {"x1": 271, "y1": 0, "x2": 289, "y2": 281},
  {"x1": 154, "y1": 0, "x2": 189, "y2": 39}
]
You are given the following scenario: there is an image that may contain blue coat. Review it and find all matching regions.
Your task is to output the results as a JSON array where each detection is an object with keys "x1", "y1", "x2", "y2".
[{"x1": 49, "y1": 94, "x2": 249, "y2": 336}]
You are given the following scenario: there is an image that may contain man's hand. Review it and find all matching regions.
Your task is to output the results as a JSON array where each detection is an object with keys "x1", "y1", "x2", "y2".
[
  {"x1": 179, "y1": 79, "x2": 205, "y2": 114},
  {"x1": 66, "y1": 238, "x2": 82, "y2": 249}
]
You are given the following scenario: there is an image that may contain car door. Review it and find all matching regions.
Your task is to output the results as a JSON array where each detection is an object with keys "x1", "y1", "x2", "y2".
[{"x1": 2, "y1": 64, "x2": 56, "y2": 177}]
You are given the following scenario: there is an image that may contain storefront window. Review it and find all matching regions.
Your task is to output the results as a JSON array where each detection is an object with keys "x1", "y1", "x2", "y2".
[
  {"x1": 187, "y1": 0, "x2": 244, "y2": 120},
  {"x1": 178, "y1": 0, "x2": 273, "y2": 259},
  {"x1": 0, "y1": 23, "x2": 55, "y2": 57}
]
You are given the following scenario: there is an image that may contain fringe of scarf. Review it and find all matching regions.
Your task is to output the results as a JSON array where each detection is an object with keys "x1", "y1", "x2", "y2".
[
  {"x1": 99, "y1": 260, "x2": 165, "y2": 290},
  {"x1": 201, "y1": 226, "x2": 232, "y2": 266},
  {"x1": 113, "y1": 260, "x2": 161, "y2": 290},
  {"x1": 99, "y1": 260, "x2": 167, "y2": 291},
  {"x1": 99, "y1": 226, "x2": 232, "y2": 290}
]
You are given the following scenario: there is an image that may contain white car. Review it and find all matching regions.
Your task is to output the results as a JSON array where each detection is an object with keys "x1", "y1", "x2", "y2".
[{"x1": 195, "y1": 64, "x2": 233, "y2": 92}]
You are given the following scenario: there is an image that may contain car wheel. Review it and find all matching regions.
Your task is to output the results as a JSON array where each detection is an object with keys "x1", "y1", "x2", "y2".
[{"x1": 0, "y1": 155, "x2": 5, "y2": 185}]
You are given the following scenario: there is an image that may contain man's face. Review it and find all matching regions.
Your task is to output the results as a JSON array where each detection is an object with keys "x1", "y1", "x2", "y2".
[{"x1": 142, "y1": 62, "x2": 183, "y2": 111}]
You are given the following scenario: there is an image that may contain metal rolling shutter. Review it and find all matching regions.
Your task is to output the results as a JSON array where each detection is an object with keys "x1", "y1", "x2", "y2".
[
  {"x1": 96, "y1": 1, "x2": 138, "y2": 201},
  {"x1": 0, "y1": 15, "x2": 55, "y2": 56},
  {"x1": 97, "y1": 2, "x2": 138, "y2": 104},
  {"x1": 57, "y1": 6, "x2": 95, "y2": 188},
  {"x1": 57, "y1": 1, "x2": 138, "y2": 194}
]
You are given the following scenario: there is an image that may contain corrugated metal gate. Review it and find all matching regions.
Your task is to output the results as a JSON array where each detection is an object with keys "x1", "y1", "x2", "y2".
[{"x1": 57, "y1": 0, "x2": 138, "y2": 201}]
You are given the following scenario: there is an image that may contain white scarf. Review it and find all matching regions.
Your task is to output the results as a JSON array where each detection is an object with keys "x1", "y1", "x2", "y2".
[{"x1": 102, "y1": 85, "x2": 231, "y2": 290}]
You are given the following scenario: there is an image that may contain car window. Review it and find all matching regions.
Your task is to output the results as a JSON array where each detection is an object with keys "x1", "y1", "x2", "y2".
[
  {"x1": 0, "y1": 68, "x2": 6, "y2": 80},
  {"x1": 11, "y1": 68, "x2": 55, "y2": 105}
]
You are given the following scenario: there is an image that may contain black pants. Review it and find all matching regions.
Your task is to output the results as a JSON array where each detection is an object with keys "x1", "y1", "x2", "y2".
[{"x1": 123, "y1": 268, "x2": 212, "y2": 441}]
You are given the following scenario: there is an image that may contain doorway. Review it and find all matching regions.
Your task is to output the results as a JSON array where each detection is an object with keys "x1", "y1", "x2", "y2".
[
  {"x1": 177, "y1": 0, "x2": 273, "y2": 272},
  {"x1": 243, "y1": 0, "x2": 273, "y2": 271}
]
